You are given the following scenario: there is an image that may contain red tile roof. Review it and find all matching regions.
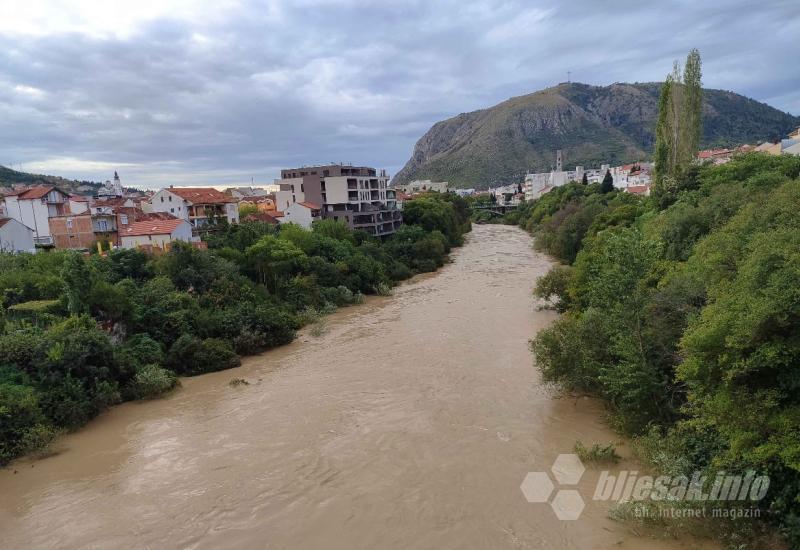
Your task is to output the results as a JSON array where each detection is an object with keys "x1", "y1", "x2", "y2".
[
  {"x1": 123, "y1": 218, "x2": 187, "y2": 237},
  {"x1": 70, "y1": 194, "x2": 90, "y2": 202},
  {"x1": 139, "y1": 212, "x2": 178, "y2": 221},
  {"x1": 13, "y1": 185, "x2": 56, "y2": 200},
  {"x1": 297, "y1": 201, "x2": 321, "y2": 210},
  {"x1": 167, "y1": 187, "x2": 235, "y2": 204},
  {"x1": 625, "y1": 185, "x2": 650, "y2": 195},
  {"x1": 244, "y1": 212, "x2": 281, "y2": 224}
]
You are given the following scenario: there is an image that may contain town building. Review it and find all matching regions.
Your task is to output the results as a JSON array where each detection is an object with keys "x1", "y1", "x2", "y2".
[
  {"x1": 274, "y1": 164, "x2": 402, "y2": 236},
  {"x1": 148, "y1": 187, "x2": 239, "y2": 230},
  {"x1": 393, "y1": 180, "x2": 450, "y2": 195},
  {"x1": 0, "y1": 217, "x2": 35, "y2": 253},
  {"x1": 2, "y1": 185, "x2": 70, "y2": 245},
  {"x1": 226, "y1": 186, "x2": 270, "y2": 201},
  {"x1": 283, "y1": 201, "x2": 322, "y2": 228},
  {"x1": 49, "y1": 214, "x2": 96, "y2": 249},
  {"x1": 120, "y1": 218, "x2": 194, "y2": 249},
  {"x1": 97, "y1": 171, "x2": 125, "y2": 198}
]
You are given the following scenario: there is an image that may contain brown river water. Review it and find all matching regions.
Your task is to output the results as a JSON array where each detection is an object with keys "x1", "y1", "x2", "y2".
[{"x1": 0, "y1": 225, "x2": 713, "y2": 549}]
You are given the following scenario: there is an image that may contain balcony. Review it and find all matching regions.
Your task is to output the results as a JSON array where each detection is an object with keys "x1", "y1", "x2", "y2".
[{"x1": 34, "y1": 236, "x2": 54, "y2": 246}]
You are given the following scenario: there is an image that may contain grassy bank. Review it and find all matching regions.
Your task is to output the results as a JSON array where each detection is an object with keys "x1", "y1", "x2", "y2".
[{"x1": 509, "y1": 153, "x2": 800, "y2": 547}]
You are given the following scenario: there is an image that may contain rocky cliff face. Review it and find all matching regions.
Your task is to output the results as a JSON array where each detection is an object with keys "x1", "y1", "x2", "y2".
[{"x1": 394, "y1": 83, "x2": 799, "y2": 188}]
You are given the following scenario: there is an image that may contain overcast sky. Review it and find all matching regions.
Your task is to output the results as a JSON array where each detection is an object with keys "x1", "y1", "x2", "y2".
[{"x1": 1, "y1": 0, "x2": 798, "y2": 188}]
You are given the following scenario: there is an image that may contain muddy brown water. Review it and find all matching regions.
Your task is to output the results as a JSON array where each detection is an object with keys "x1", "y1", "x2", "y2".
[{"x1": 0, "y1": 225, "x2": 713, "y2": 549}]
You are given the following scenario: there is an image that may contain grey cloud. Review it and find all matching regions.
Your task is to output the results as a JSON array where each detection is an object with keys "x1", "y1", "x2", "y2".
[{"x1": 0, "y1": 0, "x2": 798, "y2": 187}]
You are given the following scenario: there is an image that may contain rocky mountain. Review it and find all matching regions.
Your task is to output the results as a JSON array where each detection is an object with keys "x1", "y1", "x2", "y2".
[{"x1": 394, "y1": 82, "x2": 799, "y2": 188}]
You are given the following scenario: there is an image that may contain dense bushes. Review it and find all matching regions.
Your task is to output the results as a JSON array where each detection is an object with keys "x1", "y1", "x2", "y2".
[
  {"x1": 519, "y1": 153, "x2": 800, "y2": 543},
  {"x1": 0, "y1": 192, "x2": 470, "y2": 465}
]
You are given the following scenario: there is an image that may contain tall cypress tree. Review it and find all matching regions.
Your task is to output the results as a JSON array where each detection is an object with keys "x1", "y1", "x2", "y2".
[
  {"x1": 682, "y1": 49, "x2": 703, "y2": 161},
  {"x1": 653, "y1": 49, "x2": 703, "y2": 191}
]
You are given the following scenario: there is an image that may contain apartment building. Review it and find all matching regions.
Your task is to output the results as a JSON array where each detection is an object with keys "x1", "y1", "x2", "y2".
[{"x1": 274, "y1": 164, "x2": 401, "y2": 236}]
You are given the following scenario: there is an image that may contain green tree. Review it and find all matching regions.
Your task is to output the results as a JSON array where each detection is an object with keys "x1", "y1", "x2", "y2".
[
  {"x1": 61, "y1": 252, "x2": 92, "y2": 315},
  {"x1": 245, "y1": 235, "x2": 307, "y2": 292},
  {"x1": 682, "y1": 48, "x2": 703, "y2": 161},
  {"x1": 654, "y1": 49, "x2": 703, "y2": 199},
  {"x1": 600, "y1": 170, "x2": 614, "y2": 194}
]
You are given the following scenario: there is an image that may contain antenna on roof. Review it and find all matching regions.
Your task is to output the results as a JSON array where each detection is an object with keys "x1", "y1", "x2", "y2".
[{"x1": 567, "y1": 71, "x2": 571, "y2": 83}]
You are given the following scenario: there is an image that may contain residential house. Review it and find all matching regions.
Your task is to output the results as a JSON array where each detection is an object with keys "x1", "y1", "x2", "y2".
[
  {"x1": 624, "y1": 184, "x2": 651, "y2": 196},
  {"x1": 149, "y1": 187, "x2": 239, "y2": 230},
  {"x1": 2, "y1": 185, "x2": 70, "y2": 245},
  {"x1": 49, "y1": 214, "x2": 96, "y2": 249},
  {"x1": 0, "y1": 218, "x2": 35, "y2": 253},
  {"x1": 283, "y1": 201, "x2": 322, "y2": 228},
  {"x1": 275, "y1": 164, "x2": 401, "y2": 236},
  {"x1": 90, "y1": 197, "x2": 137, "y2": 246},
  {"x1": 120, "y1": 218, "x2": 194, "y2": 249}
]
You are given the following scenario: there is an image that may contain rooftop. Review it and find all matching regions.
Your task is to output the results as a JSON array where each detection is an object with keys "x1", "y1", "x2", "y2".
[
  {"x1": 167, "y1": 187, "x2": 236, "y2": 204},
  {"x1": 123, "y1": 218, "x2": 186, "y2": 237}
]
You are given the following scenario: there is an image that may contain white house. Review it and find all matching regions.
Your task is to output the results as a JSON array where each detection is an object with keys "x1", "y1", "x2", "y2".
[
  {"x1": 2, "y1": 185, "x2": 70, "y2": 245},
  {"x1": 0, "y1": 218, "x2": 35, "y2": 253},
  {"x1": 149, "y1": 187, "x2": 239, "y2": 229},
  {"x1": 283, "y1": 201, "x2": 322, "y2": 229},
  {"x1": 119, "y1": 218, "x2": 194, "y2": 249}
]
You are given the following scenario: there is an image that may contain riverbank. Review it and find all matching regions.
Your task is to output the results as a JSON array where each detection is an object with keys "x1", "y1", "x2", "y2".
[{"x1": 0, "y1": 225, "x2": 713, "y2": 549}]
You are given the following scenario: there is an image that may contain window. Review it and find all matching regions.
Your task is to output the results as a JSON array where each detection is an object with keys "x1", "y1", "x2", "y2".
[
  {"x1": 300, "y1": 184, "x2": 304, "y2": 192},
  {"x1": 170, "y1": 208, "x2": 174, "y2": 213},
  {"x1": 120, "y1": 214, "x2": 129, "y2": 225},
  {"x1": 168, "y1": 195, "x2": 172, "y2": 202},
  {"x1": 160, "y1": 196, "x2": 164, "y2": 203},
  {"x1": 98, "y1": 220, "x2": 108, "y2": 231},
  {"x1": 66, "y1": 218, "x2": 73, "y2": 229}
]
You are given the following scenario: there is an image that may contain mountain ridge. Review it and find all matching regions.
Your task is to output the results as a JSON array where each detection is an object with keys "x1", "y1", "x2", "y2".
[{"x1": 394, "y1": 82, "x2": 800, "y2": 188}]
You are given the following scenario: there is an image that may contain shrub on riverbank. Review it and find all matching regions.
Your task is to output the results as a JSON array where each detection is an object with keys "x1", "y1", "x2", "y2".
[
  {"x1": 517, "y1": 153, "x2": 800, "y2": 544},
  {"x1": 0, "y1": 192, "x2": 471, "y2": 466}
]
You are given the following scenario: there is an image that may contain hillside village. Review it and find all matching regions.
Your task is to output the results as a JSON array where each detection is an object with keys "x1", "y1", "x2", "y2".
[
  {"x1": 477, "y1": 124, "x2": 800, "y2": 206},
  {"x1": 0, "y1": 163, "x2": 404, "y2": 253}
]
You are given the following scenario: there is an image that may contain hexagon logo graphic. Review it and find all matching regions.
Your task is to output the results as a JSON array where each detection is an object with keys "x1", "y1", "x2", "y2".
[
  {"x1": 520, "y1": 472, "x2": 554, "y2": 503},
  {"x1": 551, "y1": 490, "x2": 585, "y2": 521},
  {"x1": 551, "y1": 454, "x2": 585, "y2": 485},
  {"x1": 520, "y1": 454, "x2": 587, "y2": 520}
]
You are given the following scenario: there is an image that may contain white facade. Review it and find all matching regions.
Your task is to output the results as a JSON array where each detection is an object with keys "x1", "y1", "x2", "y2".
[
  {"x1": 120, "y1": 220, "x2": 194, "y2": 249},
  {"x1": 274, "y1": 178, "x2": 305, "y2": 211},
  {"x1": 69, "y1": 197, "x2": 89, "y2": 214},
  {"x1": 283, "y1": 203, "x2": 321, "y2": 229},
  {"x1": 4, "y1": 195, "x2": 49, "y2": 239},
  {"x1": 149, "y1": 189, "x2": 189, "y2": 219},
  {"x1": 0, "y1": 218, "x2": 35, "y2": 253},
  {"x1": 149, "y1": 188, "x2": 239, "y2": 227}
]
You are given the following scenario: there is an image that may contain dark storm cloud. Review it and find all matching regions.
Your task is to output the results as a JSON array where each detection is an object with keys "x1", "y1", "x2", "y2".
[{"x1": 0, "y1": 0, "x2": 798, "y2": 186}]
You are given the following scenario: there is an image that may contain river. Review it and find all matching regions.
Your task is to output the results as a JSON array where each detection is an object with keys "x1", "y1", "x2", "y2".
[{"x1": 0, "y1": 225, "x2": 711, "y2": 549}]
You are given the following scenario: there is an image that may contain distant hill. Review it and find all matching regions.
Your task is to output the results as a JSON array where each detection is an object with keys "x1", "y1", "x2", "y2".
[
  {"x1": 394, "y1": 82, "x2": 800, "y2": 188},
  {"x1": 0, "y1": 165, "x2": 103, "y2": 195}
]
